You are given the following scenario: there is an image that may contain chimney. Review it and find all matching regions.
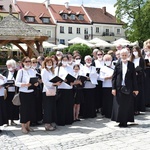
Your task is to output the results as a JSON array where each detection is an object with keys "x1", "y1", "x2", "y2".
[
  {"x1": 65, "y1": 2, "x2": 69, "y2": 9},
  {"x1": 45, "y1": 0, "x2": 50, "y2": 8},
  {"x1": 13, "y1": 0, "x2": 16, "y2": 5},
  {"x1": 9, "y1": 4, "x2": 12, "y2": 15},
  {"x1": 102, "y1": 7, "x2": 106, "y2": 14}
]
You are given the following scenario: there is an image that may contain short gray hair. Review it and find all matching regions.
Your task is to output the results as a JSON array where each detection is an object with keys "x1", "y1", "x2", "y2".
[{"x1": 6, "y1": 59, "x2": 17, "y2": 68}]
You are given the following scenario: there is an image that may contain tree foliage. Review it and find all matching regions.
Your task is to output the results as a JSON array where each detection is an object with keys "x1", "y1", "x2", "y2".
[
  {"x1": 68, "y1": 44, "x2": 92, "y2": 59},
  {"x1": 114, "y1": 0, "x2": 149, "y2": 44}
]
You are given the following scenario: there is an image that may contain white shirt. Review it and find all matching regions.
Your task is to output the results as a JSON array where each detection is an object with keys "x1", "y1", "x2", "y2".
[
  {"x1": 55, "y1": 66, "x2": 73, "y2": 89},
  {"x1": 41, "y1": 68, "x2": 56, "y2": 92},
  {"x1": 83, "y1": 65, "x2": 97, "y2": 89},
  {"x1": 133, "y1": 57, "x2": 140, "y2": 68},
  {"x1": 7, "y1": 71, "x2": 15, "y2": 92},
  {"x1": 0, "y1": 74, "x2": 7, "y2": 96},
  {"x1": 15, "y1": 68, "x2": 37, "y2": 93},
  {"x1": 122, "y1": 62, "x2": 128, "y2": 86}
]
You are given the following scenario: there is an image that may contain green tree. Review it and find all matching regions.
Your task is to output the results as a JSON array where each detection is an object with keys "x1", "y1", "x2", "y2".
[
  {"x1": 115, "y1": 0, "x2": 146, "y2": 43},
  {"x1": 68, "y1": 44, "x2": 92, "y2": 59}
]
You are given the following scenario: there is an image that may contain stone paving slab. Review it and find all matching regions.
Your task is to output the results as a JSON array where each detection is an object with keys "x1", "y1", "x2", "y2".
[{"x1": 1, "y1": 108, "x2": 150, "y2": 150}]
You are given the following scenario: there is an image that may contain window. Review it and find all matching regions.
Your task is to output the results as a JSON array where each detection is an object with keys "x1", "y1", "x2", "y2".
[
  {"x1": 60, "y1": 39, "x2": 65, "y2": 44},
  {"x1": 26, "y1": 17, "x2": 34, "y2": 22},
  {"x1": 42, "y1": 18, "x2": 50, "y2": 23},
  {"x1": 60, "y1": 26, "x2": 64, "y2": 33},
  {"x1": 62, "y1": 14, "x2": 68, "y2": 19},
  {"x1": 78, "y1": 15, "x2": 84, "y2": 20},
  {"x1": 76, "y1": 28, "x2": 80, "y2": 34},
  {"x1": 117, "y1": 29, "x2": 121, "y2": 34},
  {"x1": 70, "y1": 14, "x2": 75, "y2": 20},
  {"x1": 84, "y1": 28, "x2": 88, "y2": 34},
  {"x1": 84, "y1": 35, "x2": 89, "y2": 40},
  {"x1": 96, "y1": 27, "x2": 99, "y2": 33},
  {"x1": 47, "y1": 30, "x2": 51, "y2": 37},
  {"x1": 106, "y1": 29, "x2": 109, "y2": 36},
  {"x1": 68, "y1": 27, "x2": 72, "y2": 34}
]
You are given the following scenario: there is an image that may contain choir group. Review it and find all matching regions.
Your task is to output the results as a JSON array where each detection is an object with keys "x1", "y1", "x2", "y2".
[{"x1": 0, "y1": 39, "x2": 150, "y2": 133}]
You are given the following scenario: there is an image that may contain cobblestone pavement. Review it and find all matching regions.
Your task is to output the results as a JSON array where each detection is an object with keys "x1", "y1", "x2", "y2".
[{"x1": 1, "y1": 108, "x2": 150, "y2": 150}]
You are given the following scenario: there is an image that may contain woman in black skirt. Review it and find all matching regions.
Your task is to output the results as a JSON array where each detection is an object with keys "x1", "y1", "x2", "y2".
[
  {"x1": 2, "y1": 59, "x2": 19, "y2": 126},
  {"x1": 41, "y1": 57, "x2": 61, "y2": 131},
  {"x1": 130, "y1": 46, "x2": 146, "y2": 114},
  {"x1": 0, "y1": 74, "x2": 8, "y2": 132},
  {"x1": 72, "y1": 64, "x2": 85, "y2": 121},
  {"x1": 55, "y1": 55, "x2": 74, "y2": 126},
  {"x1": 15, "y1": 57, "x2": 39, "y2": 134}
]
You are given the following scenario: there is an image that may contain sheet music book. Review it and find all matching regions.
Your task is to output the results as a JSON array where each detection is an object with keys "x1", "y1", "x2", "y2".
[
  {"x1": 28, "y1": 77, "x2": 38, "y2": 90},
  {"x1": 3, "y1": 80, "x2": 14, "y2": 87},
  {"x1": 49, "y1": 76, "x2": 63, "y2": 83},
  {"x1": 65, "y1": 74, "x2": 76, "y2": 85}
]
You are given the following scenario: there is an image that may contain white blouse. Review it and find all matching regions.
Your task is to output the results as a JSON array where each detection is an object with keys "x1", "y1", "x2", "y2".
[
  {"x1": 133, "y1": 57, "x2": 140, "y2": 68},
  {"x1": 55, "y1": 66, "x2": 73, "y2": 89},
  {"x1": 7, "y1": 71, "x2": 15, "y2": 92},
  {"x1": 0, "y1": 74, "x2": 7, "y2": 96},
  {"x1": 83, "y1": 66, "x2": 97, "y2": 89},
  {"x1": 41, "y1": 68, "x2": 56, "y2": 92},
  {"x1": 122, "y1": 62, "x2": 128, "y2": 86},
  {"x1": 15, "y1": 68, "x2": 37, "y2": 93}
]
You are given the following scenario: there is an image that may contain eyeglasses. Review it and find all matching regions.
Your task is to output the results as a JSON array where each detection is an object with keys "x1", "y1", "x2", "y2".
[
  {"x1": 97, "y1": 54, "x2": 103, "y2": 56},
  {"x1": 32, "y1": 62, "x2": 37, "y2": 64},
  {"x1": 24, "y1": 61, "x2": 31, "y2": 63}
]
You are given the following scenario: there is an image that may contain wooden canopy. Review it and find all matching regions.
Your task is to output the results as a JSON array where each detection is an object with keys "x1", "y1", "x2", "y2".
[{"x1": 0, "y1": 12, "x2": 48, "y2": 57}]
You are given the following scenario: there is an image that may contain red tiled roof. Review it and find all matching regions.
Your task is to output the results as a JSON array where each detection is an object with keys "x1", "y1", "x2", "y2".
[
  {"x1": 24, "y1": 11, "x2": 35, "y2": 17},
  {"x1": 84, "y1": 7, "x2": 124, "y2": 25},
  {"x1": 49, "y1": 4, "x2": 91, "y2": 24},
  {"x1": 39, "y1": 13, "x2": 50, "y2": 18},
  {"x1": 0, "y1": 0, "x2": 18, "y2": 13},
  {"x1": 16, "y1": 1, "x2": 55, "y2": 25}
]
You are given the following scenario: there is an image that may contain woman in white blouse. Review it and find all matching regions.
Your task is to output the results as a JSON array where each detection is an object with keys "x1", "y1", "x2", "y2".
[
  {"x1": 41, "y1": 57, "x2": 61, "y2": 131},
  {"x1": 55, "y1": 55, "x2": 74, "y2": 126},
  {"x1": 2, "y1": 59, "x2": 19, "y2": 126},
  {"x1": 0, "y1": 74, "x2": 7, "y2": 132},
  {"x1": 82, "y1": 55, "x2": 97, "y2": 118},
  {"x1": 15, "y1": 57, "x2": 39, "y2": 134}
]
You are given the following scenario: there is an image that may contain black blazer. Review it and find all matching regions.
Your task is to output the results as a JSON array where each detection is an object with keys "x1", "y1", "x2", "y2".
[
  {"x1": 2, "y1": 69, "x2": 18, "y2": 79},
  {"x1": 112, "y1": 61, "x2": 138, "y2": 91}
]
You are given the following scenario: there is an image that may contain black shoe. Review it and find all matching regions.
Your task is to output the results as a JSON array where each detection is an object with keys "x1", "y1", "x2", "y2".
[
  {"x1": 118, "y1": 123, "x2": 127, "y2": 127},
  {"x1": 76, "y1": 119, "x2": 81, "y2": 121}
]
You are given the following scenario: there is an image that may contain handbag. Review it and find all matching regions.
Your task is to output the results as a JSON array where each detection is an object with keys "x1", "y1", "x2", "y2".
[
  {"x1": 46, "y1": 88, "x2": 56, "y2": 96},
  {"x1": 12, "y1": 93, "x2": 21, "y2": 106},
  {"x1": 4, "y1": 89, "x2": 7, "y2": 100},
  {"x1": 120, "y1": 86, "x2": 130, "y2": 95}
]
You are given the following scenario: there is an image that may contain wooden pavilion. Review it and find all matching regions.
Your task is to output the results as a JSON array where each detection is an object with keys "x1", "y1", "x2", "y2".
[{"x1": 0, "y1": 5, "x2": 48, "y2": 58}]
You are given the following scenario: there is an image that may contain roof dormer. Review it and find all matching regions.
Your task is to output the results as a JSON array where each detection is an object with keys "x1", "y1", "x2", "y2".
[
  {"x1": 24, "y1": 11, "x2": 35, "y2": 23},
  {"x1": 39, "y1": 13, "x2": 50, "y2": 24}
]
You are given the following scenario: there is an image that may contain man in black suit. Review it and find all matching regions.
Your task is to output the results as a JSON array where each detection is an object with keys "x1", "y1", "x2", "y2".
[{"x1": 111, "y1": 48, "x2": 138, "y2": 127}]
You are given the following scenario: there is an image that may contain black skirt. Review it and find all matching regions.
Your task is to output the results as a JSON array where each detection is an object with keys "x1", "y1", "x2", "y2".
[
  {"x1": 42, "y1": 92, "x2": 57, "y2": 124},
  {"x1": 19, "y1": 92, "x2": 36, "y2": 123},
  {"x1": 56, "y1": 89, "x2": 74, "y2": 126},
  {"x1": 73, "y1": 88, "x2": 84, "y2": 104},
  {"x1": 111, "y1": 90, "x2": 134, "y2": 124},
  {"x1": 82, "y1": 88, "x2": 96, "y2": 118},
  {"x1": 102, "y1": 88, "x2": 113, "y2": 118},
  {"x1": 0, "y1": 96, "x2": 8, "y2": 126},
  {"x1": 5, "y1": 92, "x2": 19, "y2": 120}
]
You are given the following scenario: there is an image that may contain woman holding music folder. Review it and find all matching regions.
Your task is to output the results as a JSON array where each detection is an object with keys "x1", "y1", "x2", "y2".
[
  {"x1": 41, "y1": 57, "x2": 61, "y2": 131},
  {"x1": 93, "y1": 50, "x2": 104, "y2": 113},
  {"x1": 130, "y1": 46, "x2": 146, "y2": 115},
  {"x1": 2, "y1": 59, "x2": 19, "y2": 126},
  {"x1": 55, "y1": 55, "x2": 74, "y2": 126},
  {"x1": 72, "y1": 64, "x2": 86, "y2": 122},
  {"x1": 82, "y1": 55, "x2": 97, "y2": 118},
  {"x1": 99, "y1": 54, "x2": 114, "y2": 118},
  {"x1": 15, "y1": 56, "x2": 39, "y2": 134}
]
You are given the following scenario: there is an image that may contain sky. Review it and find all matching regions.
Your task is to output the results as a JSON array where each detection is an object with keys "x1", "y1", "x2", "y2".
[{"x1": 18, "y1": 0, "x2": 117, "y2": 16}]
